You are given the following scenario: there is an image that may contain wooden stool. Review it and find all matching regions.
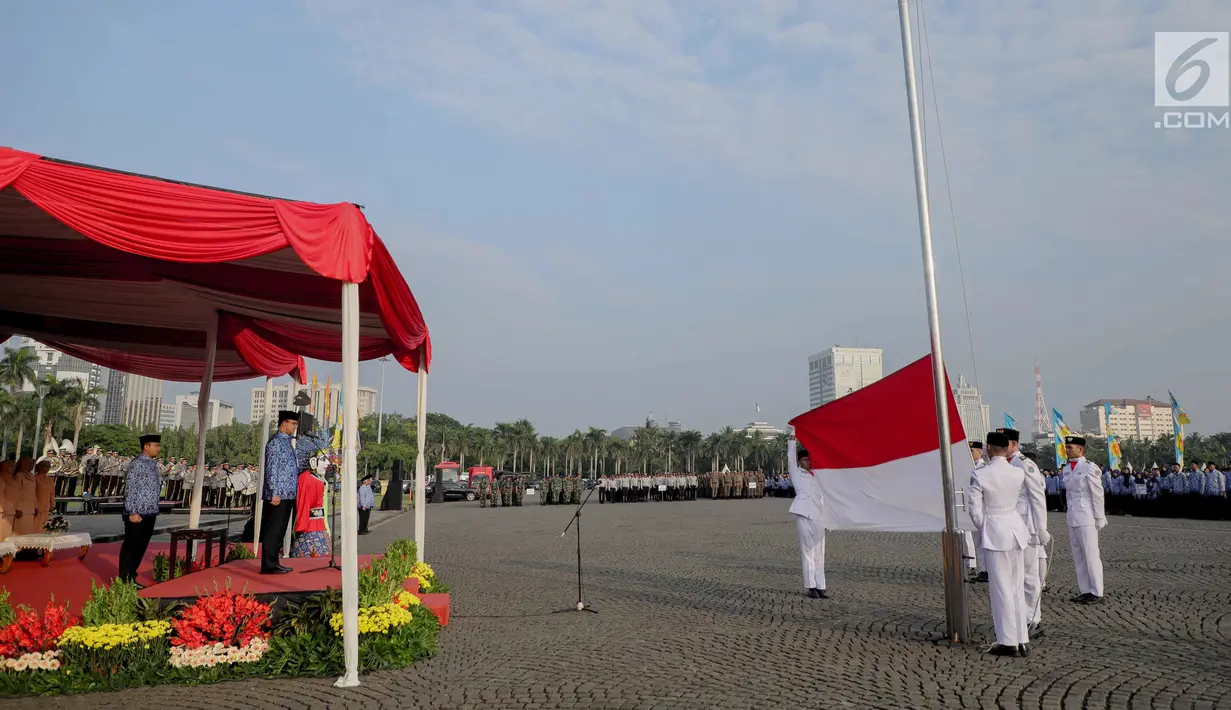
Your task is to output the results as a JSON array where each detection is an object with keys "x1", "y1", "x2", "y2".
[{"x1": 168, "y1": 528, "x2": 228, "y2": 575}]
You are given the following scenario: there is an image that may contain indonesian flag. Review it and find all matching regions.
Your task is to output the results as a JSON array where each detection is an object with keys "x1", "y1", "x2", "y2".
[{"x1": 788, "y1": 354, "x2": 967, "y2": 533}]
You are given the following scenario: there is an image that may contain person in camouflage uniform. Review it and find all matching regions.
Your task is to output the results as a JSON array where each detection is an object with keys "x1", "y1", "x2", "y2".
[
  {"x1": 499, "y1": 477, "x2": 511, "y2": 507},
  {"x1": 550, "y1": 475, "x2": 561, "y2": 505},
  {"x1": 479, "y1": 477, "x2": 492, "y2": 507},
  {"x1": 539, "y1": 477, "x2": 549, "y2": 505},
  {"x1": 514, "y1": 476, "x2": 525, "y2": 506}
]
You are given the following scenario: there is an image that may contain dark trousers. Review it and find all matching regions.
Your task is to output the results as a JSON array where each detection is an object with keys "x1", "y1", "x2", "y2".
[
  {"x1": 358, "y1": 507, "x2": 372, "y2": 533},
  {"x1": 118, "y1": 513, "x2": 157, "y2": 583},
  {"x1": 260, "y1": 500, "x2": 293, "y2": 571}
]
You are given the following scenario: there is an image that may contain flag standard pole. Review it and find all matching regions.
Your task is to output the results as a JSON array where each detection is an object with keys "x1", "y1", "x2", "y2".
[{"x1": 896, "y1": 0, "x2": 970, "y2": 644}]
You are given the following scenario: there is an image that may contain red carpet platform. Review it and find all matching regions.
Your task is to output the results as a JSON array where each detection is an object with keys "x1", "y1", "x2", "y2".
[{"x1": 2, "y1": 544, "x2": 449, "y2": 627}]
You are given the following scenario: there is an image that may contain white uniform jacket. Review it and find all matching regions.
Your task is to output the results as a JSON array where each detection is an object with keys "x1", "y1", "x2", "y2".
[
  {"x1": 787, "y1": 439, "x2": 824, "y2": 522},
  {"x1": 968, "y1": 457, "x2": 1031, "y2": 551},
  {"x1": 1063, "y1": 457, "x2": 1106, "y2": 528},
  {"x1": 1010, "y1": 452, "x2": 1048, "y2": 541}
]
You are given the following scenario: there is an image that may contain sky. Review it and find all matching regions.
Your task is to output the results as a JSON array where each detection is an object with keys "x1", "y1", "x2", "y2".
[{"x1": 2, "y1": 0, "x2": 1229, "y2": 437}]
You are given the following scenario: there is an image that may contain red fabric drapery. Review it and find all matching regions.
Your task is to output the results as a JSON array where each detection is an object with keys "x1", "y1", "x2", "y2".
[{"x1": 0, "y1": 146, "x2": 431, "y2": 380}]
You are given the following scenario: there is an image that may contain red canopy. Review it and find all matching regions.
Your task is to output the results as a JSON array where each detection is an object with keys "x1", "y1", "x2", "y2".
[{"x1": 0, "y1": 147, "x2": 431, "y2": 382}]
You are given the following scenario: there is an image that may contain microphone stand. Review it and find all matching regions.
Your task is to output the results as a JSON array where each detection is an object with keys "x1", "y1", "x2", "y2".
[{"x1": 554, "y1": 482, "x2": 599, "y2": 614}]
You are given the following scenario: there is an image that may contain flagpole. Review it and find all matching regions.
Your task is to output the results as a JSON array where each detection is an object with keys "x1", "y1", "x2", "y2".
[{"x1": 896, "y1": 0, "x2": 970, "y2": 643}]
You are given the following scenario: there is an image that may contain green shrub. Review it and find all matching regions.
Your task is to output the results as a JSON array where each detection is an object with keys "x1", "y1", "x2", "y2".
[
  {"x1": 81, "y1": 580, "x2": 141, "y2": 626},
  {"x1": 0, "y1": 588, "x2": 15, "y2": 627},
  {"x1": 272, "y1": 588, "x2": 341, "y2": 638},
  {"x1": 357, "y1": 560, "x2": 402, "y2": 608},
  {"x1": 225, "y1": 543, "x2": 256, "y2": 562}
]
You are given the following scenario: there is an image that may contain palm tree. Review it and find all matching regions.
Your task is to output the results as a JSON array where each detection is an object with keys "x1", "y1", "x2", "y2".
[
  {"x1": 11, "y1": 394, "x2": 38, "y2": 459},
  {"x1": 662, "y1": 429, "x2": 679, "y2": 472},
  {"x1": 678, "y1": 430, "x2": 703, "y2": 473},
  {"x1": 514, "y1": 419, "x2": 537, "y2": 473},
  {"x1": 0, "y1": 346, "x2": 37, "y2": 459},
  {"x1": 584, "y1": 427, "x2": 607, "y2": 475}
]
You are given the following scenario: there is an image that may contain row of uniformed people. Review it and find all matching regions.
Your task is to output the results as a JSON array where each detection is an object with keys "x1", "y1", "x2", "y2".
[
  {"x1": 538, "y1": 475, "x2": 582, "y2": 506},
  {"x1": 961, "y1": 430, "x2": 1107, "y2": 658},
  {"x1": 476, "y1": 475, "x2": 528, "y2": 507},
  {"x1": 597, "y1": 474, "x2": 698, "y2": 503},
  {"x1": 699, "y1": 471, "x2": 767, "y2": 499},
  {"x1": 1038, "y1": 462, "x2": 1228, "y2": 519}
]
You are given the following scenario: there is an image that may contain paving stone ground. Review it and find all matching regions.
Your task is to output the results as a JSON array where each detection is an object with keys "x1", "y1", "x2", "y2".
[{"x1": 9, "y1": 499, "x2": 1231, "y2": 709}]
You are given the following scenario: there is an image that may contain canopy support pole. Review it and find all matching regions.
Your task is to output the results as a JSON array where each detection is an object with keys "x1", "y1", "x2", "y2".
[
  {"x1": 251, "y1": 376, "x2": 274, "y2": 554},
  {"x1": 897, "y1": 0, "x2": 969, "y2": 644},
  {"x1": 188, "y1": 314, "x2": 218, "y2": 532},
  {"x1": 335, "y1": 283, "x2": 362, "y2": 688},
  {"x1": 414, "y1": 346, "x2": 428, "y2": 562}
]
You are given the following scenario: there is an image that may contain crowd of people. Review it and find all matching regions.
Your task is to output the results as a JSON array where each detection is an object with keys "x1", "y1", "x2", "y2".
[{"x1": 1040, "y1": 461, "x2": 1228, "y2": 520}]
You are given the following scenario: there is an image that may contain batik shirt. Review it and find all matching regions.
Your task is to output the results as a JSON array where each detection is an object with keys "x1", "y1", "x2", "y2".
[
  {"x1": 263, "y1": 432, "x2": 298, "y2": 500},
  {"x1": 358, "y1": 483, "x2": 375, "y2": 510},
  {"x1": 123, "y1": 455, "x2": 162, "y2": 516},
  {"x1": 1204, "y1": 469, "x2": 1226, "y2": 495}
]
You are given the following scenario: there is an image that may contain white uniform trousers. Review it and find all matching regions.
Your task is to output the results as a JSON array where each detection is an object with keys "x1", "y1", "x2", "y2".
[
  {"x1": 794, "y1": 514, "x2": 826, "y2": 590},
  {"x1": 973, "y1": 530, "x2": 987, "y2": 571},
  {"x1": 961, "y1": 531, "x2": 977, "y2": 571},
  {"x1": 984, "y1": 547, "x2": 1028, "y2": 647},
  {"x1": 1068, "y1": 525, "x2": 1103, "y2": 597},
  {"x1": 1023, "y1": 545, "x2": 1044, "y2": 624}
]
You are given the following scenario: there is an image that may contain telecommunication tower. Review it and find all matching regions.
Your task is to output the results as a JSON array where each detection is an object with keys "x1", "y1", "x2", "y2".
[{"x1": 1033, "y1": 360, "x2": 1050, "y2": 439}]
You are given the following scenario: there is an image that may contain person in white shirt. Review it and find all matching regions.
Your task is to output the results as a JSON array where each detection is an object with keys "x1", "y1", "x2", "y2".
[
  {"x1": 968, "y1": 431, "x2": 1045, "y2": 657},
  {"x1": 1062, "y1": 435, "x2": 1106, "y2": 604},
  {"x1": 787, "y1": 432, "x2": 827, "y2": 599},
  {"x1": 962, "y1": 441, "x2": 987, "y2": 583},
  {"x1": 1000, "y1": 427, "x2": 1051, "y2": 639}
]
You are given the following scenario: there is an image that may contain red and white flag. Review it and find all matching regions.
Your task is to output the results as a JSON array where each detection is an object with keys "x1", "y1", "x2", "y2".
[{"x1": 788, "y1": 354, "x2": 967, "y2": 533}]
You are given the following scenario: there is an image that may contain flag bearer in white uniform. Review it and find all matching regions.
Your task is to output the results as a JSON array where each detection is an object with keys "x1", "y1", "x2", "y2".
[
  {"x1": 787, "y1": 431, "x2": 827, "y2": 599},
  {"x1": 1000, "y1": 428, "x2": 1051, "y2": 638},
  {"x1": 968, "y1": 432, "x2": 1045, "y2": 657},
  {"x1": 962, "y1": 441, "x2": 988, "y2": 582},
  {"x1": 1062, "y1": 435, "x2": 1106, "y2": 604}
]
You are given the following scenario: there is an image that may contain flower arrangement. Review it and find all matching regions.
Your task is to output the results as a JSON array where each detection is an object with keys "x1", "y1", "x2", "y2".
[
  {"x1": 409, "y1": 560, "x2": 448, "y2": 593},
  {"x1": 59, "y1": 620, "x2": 170, "y2": 650},
  {"x1": 1, "y1": 650, "x2": 60, "y2": 672},
  {"x1": 168, "y1": 637, "x2": 268, "y2": 669},
  {"x1": 170, "y1": 589, "x2": 270, "y2": 650},
  {"x1": 43, "y1": 515, "x2": 69, "y2": 534},
  {"x1": 0, "y1": 600, "x2": 77, "y2": 658},
  {"x1": 329, "y1": 603, "x2": 412, "y2": 636},
  {"x1": 394, "y1": 590, "x2": 423, "y2": 609}
]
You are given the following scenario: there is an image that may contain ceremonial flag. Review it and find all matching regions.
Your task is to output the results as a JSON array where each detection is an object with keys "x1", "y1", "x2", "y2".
[
  {"x1": 1104, "y1": 402, "x2": 1122, "y2": 471},
  {"x1": 1052, "y1": 408, "x2": 1073, "y2": 468},
  {"x1": 324, "y1": 375, "x2": 332, "y2": 429},
  {"x1": 1004, "y1": 413, "x2": 1017, "y2": 430},
  {"x1": 311, "y1": 372, "x2": 319, "y2": 413},
  {"x1": 788, "y1": 354, "x2": 967, "y2": 533},
  {"x1": 1169, "y1": 391, "x2": 1188, "y2": 466}
]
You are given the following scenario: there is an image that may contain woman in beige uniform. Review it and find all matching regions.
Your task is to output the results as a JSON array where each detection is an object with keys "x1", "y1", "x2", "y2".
[{"x1": 12, "y1": 457, "x2": 39, "y2": 535}]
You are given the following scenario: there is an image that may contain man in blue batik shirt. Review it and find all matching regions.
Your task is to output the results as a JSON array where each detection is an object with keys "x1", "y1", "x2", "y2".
[
  {"x1": 260, "y1": 410, "x2": 301, "y2": 574},
  {"x1": 119, "y1": 434, "x2": 162, "y2": 583},
  {"x1": 358, "y1": 473, "x2": 375, "y2": 535}
]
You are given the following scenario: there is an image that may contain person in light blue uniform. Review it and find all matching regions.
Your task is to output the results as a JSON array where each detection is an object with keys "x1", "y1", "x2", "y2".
[
  {"x1": 1202, "y1": 462, "x2": 1225, "y2": 519},
  {"x1": 1186, "y1": 464, "x2": 1206, "y2": 518},
  {"x1": 118, "y1": 434, "x2": 162, "y2": 583},
  {"x1": 358, "y1": 473, "x2": 375, "y2": 534},
  {"x1": 261, "y1": 410, "x2": 300, "y2": 575}
]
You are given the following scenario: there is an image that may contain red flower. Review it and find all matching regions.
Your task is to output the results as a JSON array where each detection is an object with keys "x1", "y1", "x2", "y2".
[
  {"x1": 0, "y1": 600, "x2": 77, "y2": 657},
  {"x1": 380, "y1": 569, "x2": 388, "y2": 583},
  {"x1": 170, "y1": 589, "x2": 271, "y2": 649}
]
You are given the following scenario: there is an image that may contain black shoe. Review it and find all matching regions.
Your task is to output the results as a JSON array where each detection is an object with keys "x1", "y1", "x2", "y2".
[
  {"x1": 261, "y1": 567, "x2": 291, "y2": 575},
  {"x1": 1070, "y1": 593, "x2": 1092, "y2": 603},
  {"x1": 1018, "y1": 643, "x2": 1031, "y2": 657},
  {"x1": 1081, "y1": 595, "x2": 1104, "y2": 605},
  {"x1": 806, "y1": 588, "x2": 821, "y2": 599},
  {"x1": 986, "y1": 644, "x2": 1020, "y2": 657},
  {"x1": 816, "y1": 589, "x2": 830, "y2": 599},
  {"x1": 975, "y1": 572, "x2": 988, "y2": 583},
  {"x1": 1028, "y1": 623, "x2": 1045, "y2": 639}
]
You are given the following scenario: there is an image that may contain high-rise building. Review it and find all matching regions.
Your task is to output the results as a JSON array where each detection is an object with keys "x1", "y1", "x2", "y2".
[
  {"x1": 250, "y1": 382, "x2": 378, "y2": 425},
  {"x1": 1080, "y1": 398, "x2": 1174, "y2": 440},
  {"x1": 953, "y1": 374, "x2": 990, "y2": 444},
  {"x1": 123, "y1": 375, "x2": 164, "y2": 430},
  {"x1": 807, "y1": 347, "x2": 884, "y2": 408},
  {"x1": 159, "y1": 403, "x2": 178, "y2": 430},
  {"x1": 19, "y1": 339, "x2": 107, "y2": 424},
  {"x1": 174, "y1": 395, "x2": 235, "y2": 430},
  {"x1": 101, "y1": 369, "x2": 128, "y2": 425}
]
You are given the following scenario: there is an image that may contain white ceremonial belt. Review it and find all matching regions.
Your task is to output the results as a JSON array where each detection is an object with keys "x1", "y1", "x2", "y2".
[{"x1": 985, "y1": 507, "x2": 1017, "y2": 514}]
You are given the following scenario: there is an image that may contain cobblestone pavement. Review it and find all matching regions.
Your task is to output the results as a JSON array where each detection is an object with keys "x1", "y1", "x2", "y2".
[{"x1": 10, "y1": 500, "x2": 1231, "y2": 709}]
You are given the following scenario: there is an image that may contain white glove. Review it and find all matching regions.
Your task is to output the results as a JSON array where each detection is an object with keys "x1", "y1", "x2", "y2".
[
  {"x1": 1095, "y1": 517, "x2": 1107, "y2": 530},
  {"x1": 1037, "y1": 529, "x2": 1052, "y2": 546}
]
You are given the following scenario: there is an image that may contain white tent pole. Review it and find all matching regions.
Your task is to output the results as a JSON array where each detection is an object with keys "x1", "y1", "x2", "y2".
[
  {"x1": 252, "y1": 375, "x2": 274, "y2": 554},
  {"x1": 414, "y1": 347, "x2": 427, "y2": 562},
  {"x1": 334, "y1": 283, "x2": 362, "y2": 688},
  {"x1": 188, "y1": 314, "x2": 218, "y2": 531}
]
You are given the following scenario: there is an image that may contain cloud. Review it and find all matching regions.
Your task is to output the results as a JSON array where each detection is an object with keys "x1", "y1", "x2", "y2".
[{"x1": 301, "y1": 0, "x2": 1231, "y2": 432}]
